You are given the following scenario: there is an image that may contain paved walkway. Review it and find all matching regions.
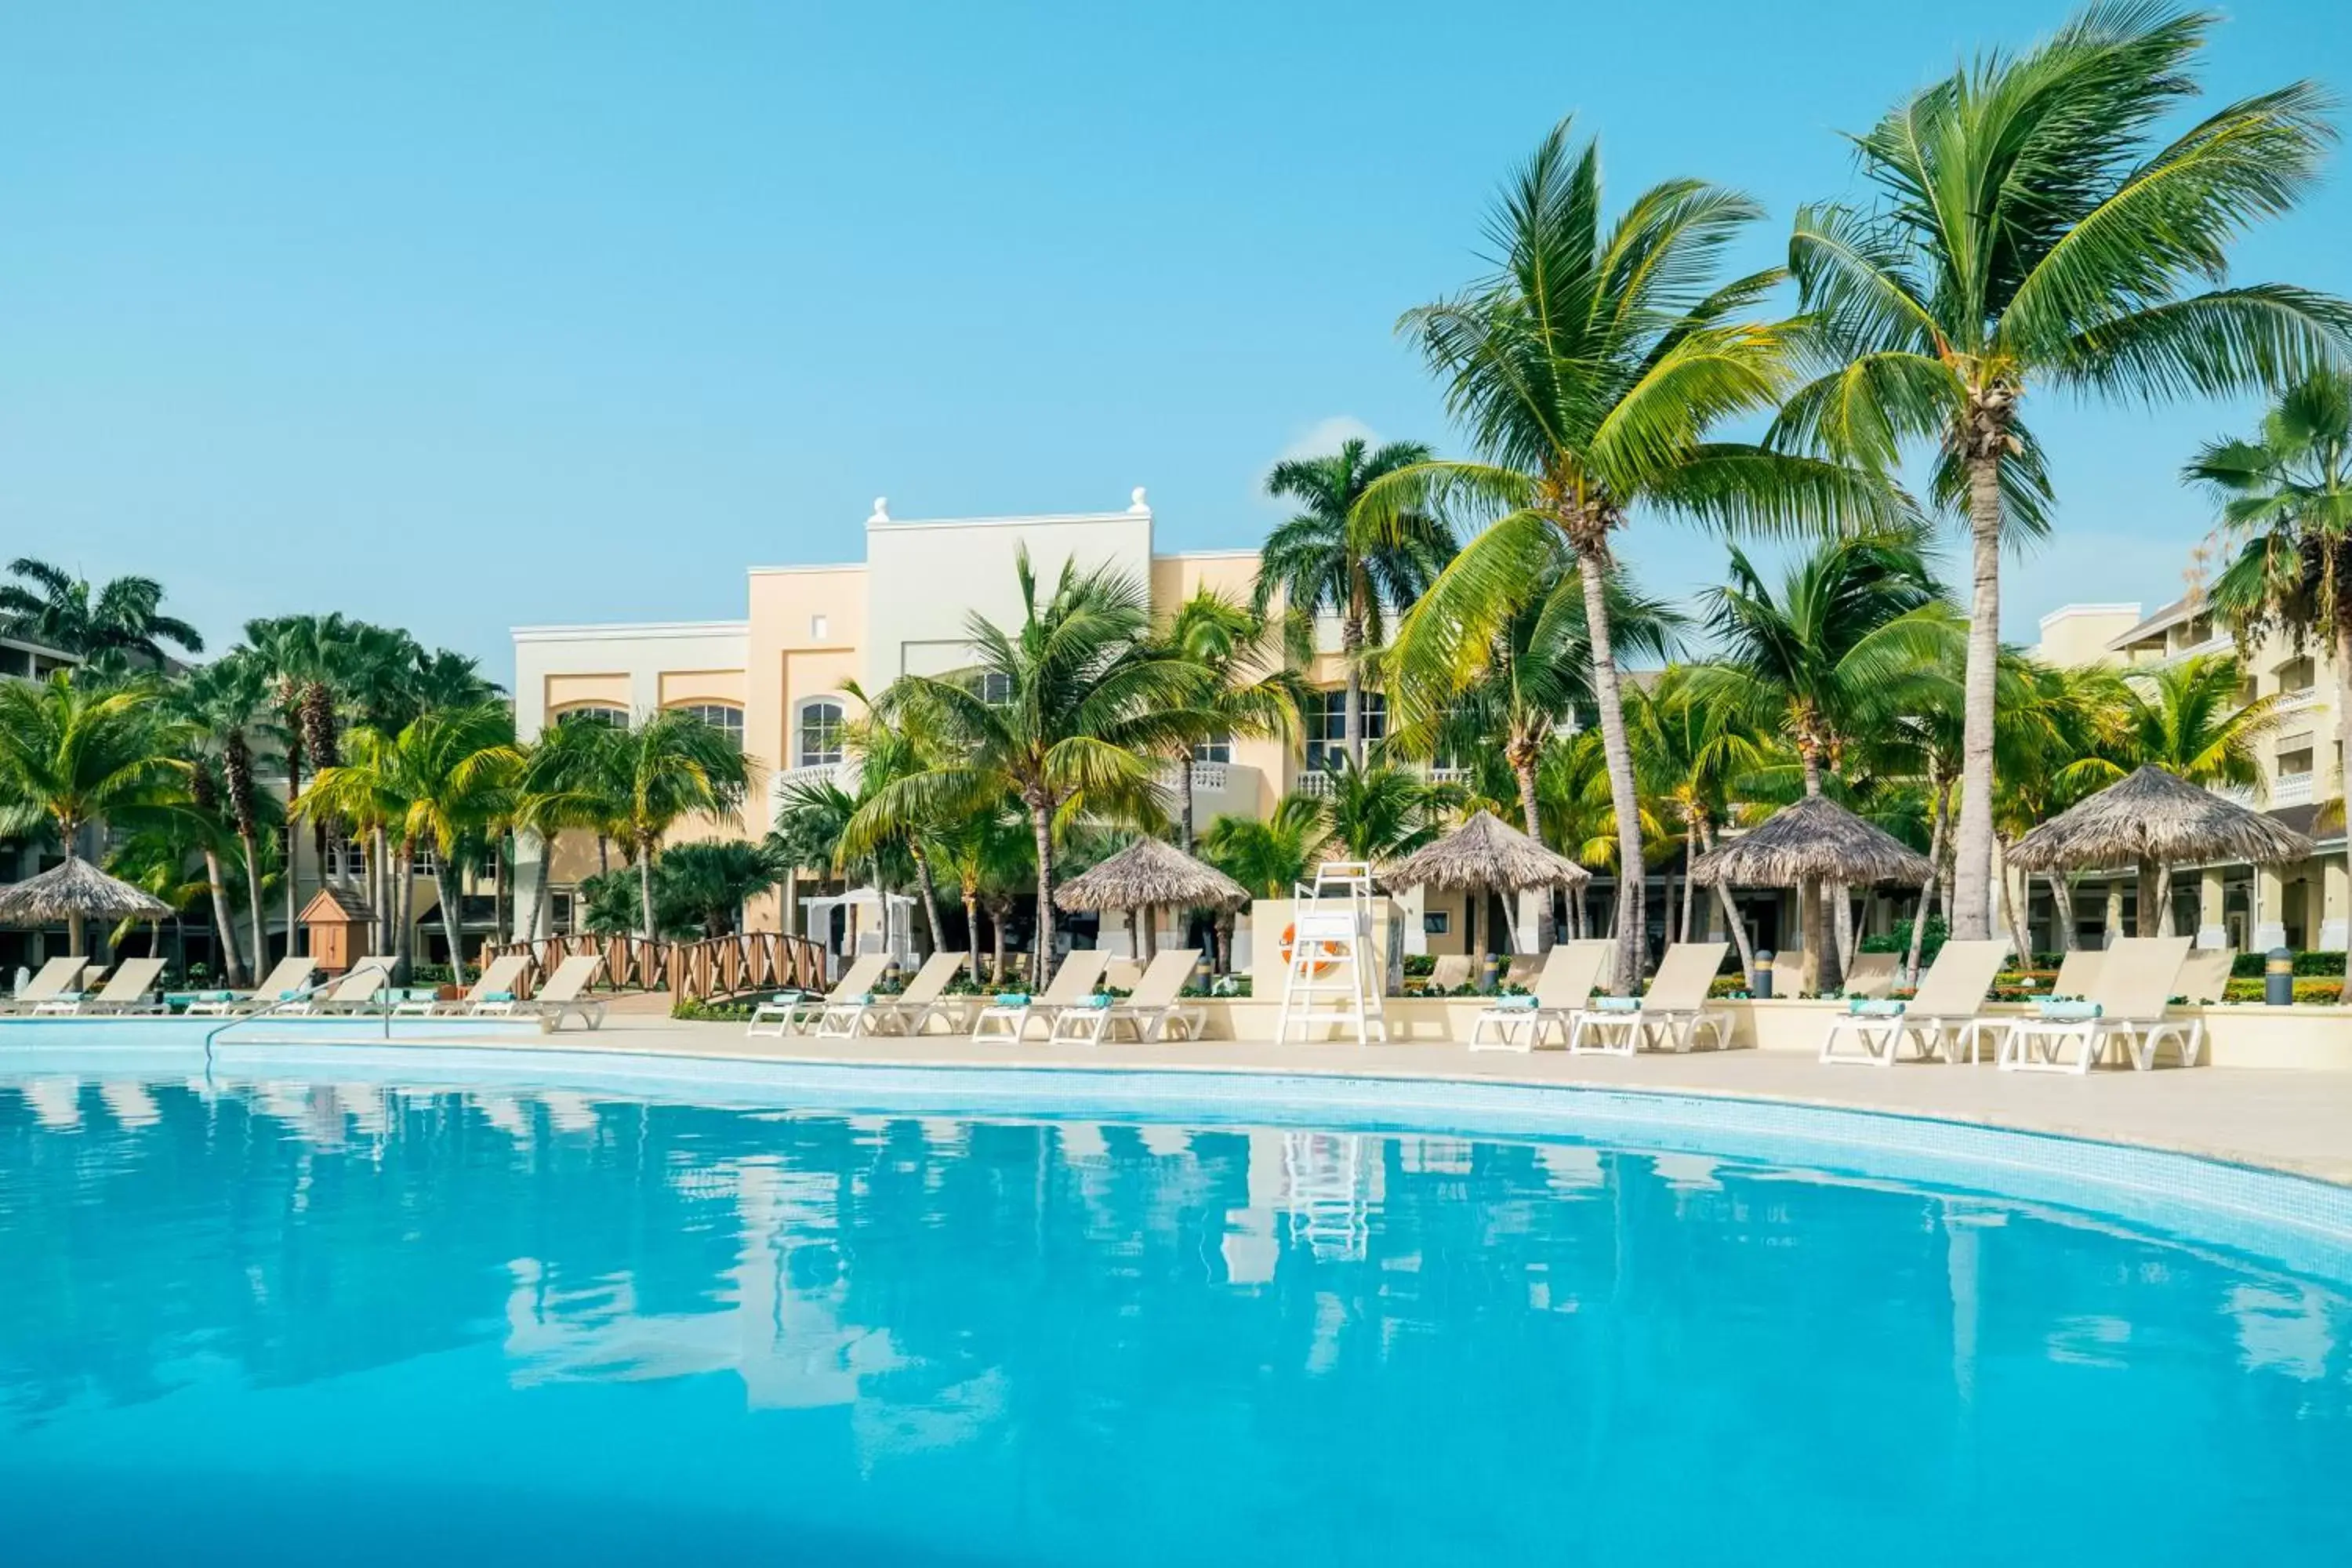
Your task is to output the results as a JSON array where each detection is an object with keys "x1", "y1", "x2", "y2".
[{"x1": 492, "y1": 1015, "x2": 2352, "y2": 1184}]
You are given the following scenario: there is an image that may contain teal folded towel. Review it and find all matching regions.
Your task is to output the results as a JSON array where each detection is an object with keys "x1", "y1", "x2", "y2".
[
  {"x1": 482, "y1": 990, "x2": 515, "y2": 1004},
  {"x1": 1079, "y1": 994, "x2": 1113, "y2": 1009},
  {"x1": 1847, "y1": 999, "x2": 1906, "y2": 1016},
  {"x1": 2037, "y1": 999, "x2": 2102, "y2": 1021},
  {"x1": 1492, "y1": 995, "x2": 1537, "y2": 1011},
  {"x1": 994, "y1": 993, "x2": 1030, "y2": 1006},
  {"x1": 1592, "y1": 996, "x2": 1641, "y2": 1014},
  {"x1": 199, "y1": 990, "x2": 236, "y2": 1002},
  {"x1": 768, "y1": 993, "x2": 800, "y2": 1006},
  {"x1": 850, "y1": 993, "x2": 875, "y2": 1005},
  {"x1": 278, "y1": 989, "x2": 302, "y2": 1000}
]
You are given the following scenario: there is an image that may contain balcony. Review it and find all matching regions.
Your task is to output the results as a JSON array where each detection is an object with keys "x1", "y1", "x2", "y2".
[
  {"x1": 1161, "y1": 760, "x2": 1263, "y2": 815},
  {"x1": 2273, "y1": 772, "x2": 2316, "y2": 808}
]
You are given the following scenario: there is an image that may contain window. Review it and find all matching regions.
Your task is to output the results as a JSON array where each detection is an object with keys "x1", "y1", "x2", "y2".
[
  {"x1": 1192, "y1": 733, "x2": 1232, "y2": 764},
  {"x1": 977, "y1": 671, "x2": 1014, "y2": 706},
  {"x1": 2278, "y1": 656, "x2": 2317, "y2": 695},
  {"x1": 2280, "y1": 747, "x2": 2315, "y2": 779},
  {"x1": 798, "y1": 699, "x2": 845, "y2": 767},
  {"x1": 1422, "y1": 911, "x2": 1451, "y2": 936},
  {"x1": 1304, "y1": 690, "x2": 1385, "y2": 771},
  {"x1": 810, "y1": 615, "x2": 829, "y2": 641},
  {"x1": 674, "y1": 702, "x2": 744, "y2": 747},
  {"x1": 555, "y1": 703, "x2": 628, "y2": 728}
]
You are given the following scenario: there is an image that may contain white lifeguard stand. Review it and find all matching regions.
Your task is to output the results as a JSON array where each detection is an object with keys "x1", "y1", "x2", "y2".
[{"x1": 1274, "y1": 861, "x2": 1387, "y2": 1045}]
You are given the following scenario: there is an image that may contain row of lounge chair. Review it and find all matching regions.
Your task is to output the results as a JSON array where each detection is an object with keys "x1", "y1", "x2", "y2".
[
  {"x1": 746, "y1": 947, "x2": 1207, "y2": 1045},
  {"x1": 2, "y1": 951, "x2": 609, "y2": 1029}
]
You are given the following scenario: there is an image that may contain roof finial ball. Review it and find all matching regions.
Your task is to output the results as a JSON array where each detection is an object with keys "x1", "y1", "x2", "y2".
[
  {"x1": 1129, "y1": 486, "x2": 1149, "y2": 514},
  {"x1": 868, "y1": 497, "x2": 890, "y2": 524}
]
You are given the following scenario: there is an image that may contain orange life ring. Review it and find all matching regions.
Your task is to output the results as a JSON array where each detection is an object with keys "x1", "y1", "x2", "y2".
[{"x1": 1279, "y1": 922, "x2": 1342, "y2": 976}]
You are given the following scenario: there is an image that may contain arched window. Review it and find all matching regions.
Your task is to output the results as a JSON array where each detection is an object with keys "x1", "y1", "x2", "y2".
[
  {"x1": 554, "y1": 703, "x2": 629, "y2": 728},
  {"x1": 673, "y1": 702, "x2": 744, "y2": 747},
  {"x1": 797, "y1": 699, "x2": 845, "y2": 767}
]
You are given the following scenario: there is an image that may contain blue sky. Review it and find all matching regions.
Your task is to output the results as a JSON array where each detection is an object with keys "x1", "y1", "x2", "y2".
[{"x1": 2, "y1": 2, "x2": 2346, "y2": 678}]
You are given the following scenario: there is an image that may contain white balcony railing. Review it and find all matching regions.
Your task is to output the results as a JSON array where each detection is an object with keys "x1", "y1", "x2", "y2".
[
  {"x1": 2272, "y1": 772, "x2": 2316, "y2": 808},
  {"x1": 1295, "y1": 771, "x2": 1336, "y2": 798}
]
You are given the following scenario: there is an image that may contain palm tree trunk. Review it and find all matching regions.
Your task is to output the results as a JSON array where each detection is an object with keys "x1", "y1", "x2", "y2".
[
  {"x1": 2152, "y1": 862, "x2": 2176, "y2": 938},
  {"x1": 204, "y1": 848, "x2": 247, "y2": 986},
  {"x1": 2336, "y1": 611, "x2": 2352, "y2": 988},
  {"x1": 1029, "y1": 803, "x2": 1057, "y2": 993},
  {"x1": 394, "y1": 841, "x2": 417, "y2": 983},
  {"x1": 1798, "y1": 876, "x2": 1822, "y2": 997},
  {"x1": 1577, "y1": 546, "x2": 1646, "y2": 993},
  {"x1": 434, "y1": 862, "x2": 467, "y2": 983},
  {"x1": 911, "y1": 848, "x2": 946, "y2": 962},
  {"x1": 2050, "y1": 873, "x2": 2078, "y2": 954},
  {"x1": 369, "y1": 827, "x2": 388, "y2": 953},
  {"x1": 1342, "y1": 600, "x2": 1367, "y2": 768},
  {"x1": 283, "y1": 752, "x2": 303, "y2": 955},
  {"x1": 534, "y1": 835, "x2": 556, "y2": 941},
  {"x1": 1178, "y1": 758, "x2": 1197, "y2": 851},
  {"x1": 962, "y1": 891, "x2": 982, "y2": 986},
  {"x1": 1831, "y1": 884, "x2": 1854, "y2": 987},
  {"x1": 1513, "y1": 758, "x2": 1557, "y2": 952},
  {"x1": 1950, "y1": 453, "x2": 2004, "y2": 942},
  {"x1": 492, "y1": 833, "x2": 508, "y2": 946},
  {"x1": 637, "y1": 844, "x2": 659, "y2": 942},
  {"x1": 989, "y1": 899, "x2": 1008, "y2": 988},
  {"x1": 1999, "y1": 853, "x2": 2032, "y2": 962},
  {"x1": 1694, "y1": 820, "x2": 1756, "y2": 987},
  {"x1": 1907, "y1": 775, "x2": 1951, "y2": 981},
  {"x1": 1679, "y1": 840, "x2": 1696, "y2": 942},
  {"x1": 238, "y1": 830, "x2": 269, "y2": 975}
]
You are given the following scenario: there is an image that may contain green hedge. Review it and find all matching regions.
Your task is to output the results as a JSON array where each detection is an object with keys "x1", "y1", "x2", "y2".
[{"x1": 2230, "y1": 950, "x2": 2348, "y2": 978}]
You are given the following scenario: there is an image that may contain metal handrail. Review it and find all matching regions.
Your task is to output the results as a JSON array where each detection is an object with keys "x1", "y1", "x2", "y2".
[{"x1": 201, "y1": 963, "x2": 397, "y2": 1064}]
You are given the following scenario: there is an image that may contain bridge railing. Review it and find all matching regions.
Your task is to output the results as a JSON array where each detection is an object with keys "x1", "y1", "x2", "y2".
[{"x1": 481, "y1": 931, "x2": 826, "y2": 1004}]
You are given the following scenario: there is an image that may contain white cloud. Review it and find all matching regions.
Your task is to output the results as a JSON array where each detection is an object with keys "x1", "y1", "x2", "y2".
[{"x1": 1273, "y1": 414, "x2": 1378, "y2": 464}]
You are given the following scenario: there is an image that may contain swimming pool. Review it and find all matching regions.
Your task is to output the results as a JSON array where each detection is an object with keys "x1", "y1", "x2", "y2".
[{"x1": 2, "y1": 1063, "x2": 2347, "y2": 1565}]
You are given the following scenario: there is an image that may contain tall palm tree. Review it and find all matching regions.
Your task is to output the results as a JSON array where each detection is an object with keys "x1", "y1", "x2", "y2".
[
  {"x1": 844, "y1": 551, "x2": 1207, "y2": 991},
  {"x1": 179, "y1": 757, "x2": 249, "y2": 984},
  {"x1": 0, "y1": 674, "x2": 185, "y2": 954},
  {"x1": 1255, "y1": 437, "x2": 1450, "y2": 767},
  {"x1": 1693, "y1": 529, "x2": 1960, "y2": 993},
  {"x1": 2063, "y1": 652, "x2": 2278, "y2": 792},
  {"x1": 510, "y1": 717, "x2": 623, "y2": 942},
  {"x1": 172, "y1": 655, "x2": 279, "y2": 974},
  {"x1": 925, "y1": 795, "x2": 1033, "y2": 985},
  {"x1": 1372, "y1": 121, "x2": 1901, "y2": 991},
  {"x1": 0, "y1": 559, "x2": 205, "y2": 665},
  {"x1": 1777, "y1": 2, "x2": 2350, "y2": 944},
  {"x1": 1625, "y1": 668, "x2": 1767, "y2": 975},
  {"x1": 1156, "y1": 586, "x2": 1307, "y2": 849},
  {"x1": 604, "y1": 710, "x2": 753, "y2": 944},
  {"x1": 394, "y1": 704, "x2": 520, "y2": 980}
]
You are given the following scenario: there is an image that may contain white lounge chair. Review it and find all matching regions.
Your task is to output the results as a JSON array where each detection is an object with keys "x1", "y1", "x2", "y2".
[
  {"x1": 3, "y1": 956, "x2": 93, "y2": 1014},
  {"x1": 1998, "y1": 936, "x2": 2191, "y2": 1074},
  {"x1": 747, "y1": 954, "x2": 891, "y2": 1038},
  {"x1": 1839, "y1": 951, "x2": 1900, "y2": 999},
  {"x1": 1818, "y1": 939, "x2": 2009, "y2": 1066},
  {"x1": 1568, "y1": 942, "x2": 1733, "y2": 1055},
  {"x1": 297, "y1": 957, "x2": 397, "y2": 1014},
  {"x1": 396, "y1": 954, "x2": 531, "y2": 1017},
  {"x1": 1050, "y1": 949, "x2": 1206, "y2": 1044},
  {"x1": 1501, "y1": 953, "x2": 1544, "y2": 989},
  {"x1": 2140, "y1": 945, "x2": 2235, "y2": 1069},
  {"x1": 1417, "y1": 954, "x2": 1473, "y2": 995},
  {"x1": 183, "y1": 956, "x2": 320, "y2": 1016},
  {"x1": 971, "y1": 949, "x2": 1111, "y2": 1042},
  {"x1": 815, "y1": 951, "x2": 967, "y2": 1038},
  {"x1": 474, "y1": 953, "x2": 608, "y2": 1029},
  {"x1": 35, "y1": 957, "x2": 169, "y2": 1016},
  {"x1": 1469, "y1": 939, "x2": 1613, "y2": 1051}
]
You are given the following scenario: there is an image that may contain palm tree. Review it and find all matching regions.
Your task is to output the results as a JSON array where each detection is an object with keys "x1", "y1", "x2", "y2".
[
  {"x1": 1200, "y1": 794, "x2": 1330, "y2": 899},
  {"x1": 178, "y1": 757, "x2": 249, "y2": 985},
  {"x1": 844, "y1": 551, "x2": 1207, "y2": 990},
  {"x1": 2064, "y1": 653, "x2": 2278, "y2": 792},
  {"x1": 0, "y1": 673, "x2": 184, "y2": 953},
  {"x1": 1626, "y1": 668, "x2": 1767, "y2": 976},
  {"x1": 394, "y1": 704, "x2": 520, "y2": 979},
  {"x1": 1372, "y1": 121, "x2": 1901, "y2": 991},
  {"x1": 1317, "y1": 757, "x2": 1443, "y2": 862},
  {"x1": 1255, "y1": 437, "x2": 1450, "y2": 768},
  {"x1": 1693, "y1": 530, "x2": 1961, "y2": 993},
  {"x1": 1156, "y1": 586, "x2": 1306, "y2": 848},
  {"x1": 602, "y1": 710, "x2": 753, "y2": 943},
  {"x1": 171, "y1": 655, "x2": 279, "y2": 975},
  {"x1": 657, "y1": 839, "x2": 788, "y2": 939},
  {"x1": 1777, "y1": 3, "x2": 2350, "y2": 945},
  {"x1": 0, "y1": 558, "x2": 205, "y2": 665},
  {"x1": 926, "y1": 796, "x2": 1033, "y2": 985}
]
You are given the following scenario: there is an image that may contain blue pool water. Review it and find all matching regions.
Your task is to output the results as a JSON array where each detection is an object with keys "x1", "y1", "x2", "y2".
[{"x1": 2, "y1": 1073, "x2": 2348, "y2": 1565}]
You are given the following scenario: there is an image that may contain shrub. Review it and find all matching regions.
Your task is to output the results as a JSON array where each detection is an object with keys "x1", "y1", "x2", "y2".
[
  {"x1": 1860, "y1": 917, "x2": 1946, "y2": 962},
  {"x1": 2230, "y1": 949, "x2": 2348, "y2": 978},
  {"x1": 672, "y1": 996, "x2": 754, "y2": 1022}
]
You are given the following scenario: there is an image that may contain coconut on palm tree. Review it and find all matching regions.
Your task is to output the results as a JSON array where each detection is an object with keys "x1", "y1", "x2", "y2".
[
  {"x1": 1371, "y1": 121, "x2": 1904, "y2": 991},
  {"x1": 1255, "y1": 438, "x2": 1450, "y2": 769},
  {"x1": 1777, "y1": 2, "x2": 2351, "y2": 945},
  {"x1": 844, "y1": 550, "x2": 1207, "y2": 992}
]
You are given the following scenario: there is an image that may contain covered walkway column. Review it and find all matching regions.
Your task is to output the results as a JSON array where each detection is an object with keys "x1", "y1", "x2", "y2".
[
  {"x1": 2322, "y1": 855, "x2": 2349, "y2": 952},
  {"x1": 2197, "y1": 867, "x2": 2227, "y2": 949},
  {"x1": 2255, "y1": 864, "x2": 2289, "y2": 952}
]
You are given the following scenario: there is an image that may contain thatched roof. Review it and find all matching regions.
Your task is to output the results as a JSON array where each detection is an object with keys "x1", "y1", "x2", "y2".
[
  {"x1": 2007, "y1": 765, "x2": 2314, "y2": 871},
  {"x1": 0, "y1": 856, "x2": 172, "y2": 924},
  {"x1": 1378, "y1": 809, "x2": 1592, "y2": 893},
  {"x1": 1054, "y1": 835, "x2": 1250, "y2": 912},
  {"x1": 1689, "y1": 795, "x2": 1933, "y2": 887}
]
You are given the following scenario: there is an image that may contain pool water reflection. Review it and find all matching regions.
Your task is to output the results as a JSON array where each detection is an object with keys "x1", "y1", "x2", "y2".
[{"x1": 1, "y1": 1077, "x2": 2347, "y2": 1565}]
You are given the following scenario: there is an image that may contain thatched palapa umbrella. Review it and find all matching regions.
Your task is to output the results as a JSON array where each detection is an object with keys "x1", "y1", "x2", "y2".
[
  {"x1": 1054, "y1": 835, "x2": 1248, "y2": 966},
  {"x1": 0, "y1": 856, "x2": 172, "y2": 956},
  {"x1": 1688, "y1": 795, "x2": 1931, "y2": 997},
  {"x1": 2006, "y1": 765, "x2": 2313, "y2": 941},
  {"x1": 1378, "y1": 810, "x2": 1590, "y2": 984}
]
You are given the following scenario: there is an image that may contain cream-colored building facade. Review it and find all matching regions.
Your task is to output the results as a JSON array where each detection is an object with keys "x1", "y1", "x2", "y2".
[
  {"x1": 511, "y1": 492, "x2": 1384, "y2": 944},
  {"x1": 2034, "y1": 598, "x2": 2348, "y2": 952}
]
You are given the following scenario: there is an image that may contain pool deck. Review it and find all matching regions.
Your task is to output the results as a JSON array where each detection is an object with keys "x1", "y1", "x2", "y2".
[{"x1": 474, "y1": 1014, "x2": 2352, "y2": 1185}]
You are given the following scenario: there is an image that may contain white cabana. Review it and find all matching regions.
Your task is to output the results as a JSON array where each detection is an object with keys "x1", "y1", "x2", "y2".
[{"x1": 798, "y1": 887, "x2": 916, "y2": 980}]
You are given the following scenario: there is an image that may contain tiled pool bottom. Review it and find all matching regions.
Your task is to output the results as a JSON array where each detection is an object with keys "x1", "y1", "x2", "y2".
[{"x1": 4, "y1": 1030, "x2": 2350, "y2": 1286}]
